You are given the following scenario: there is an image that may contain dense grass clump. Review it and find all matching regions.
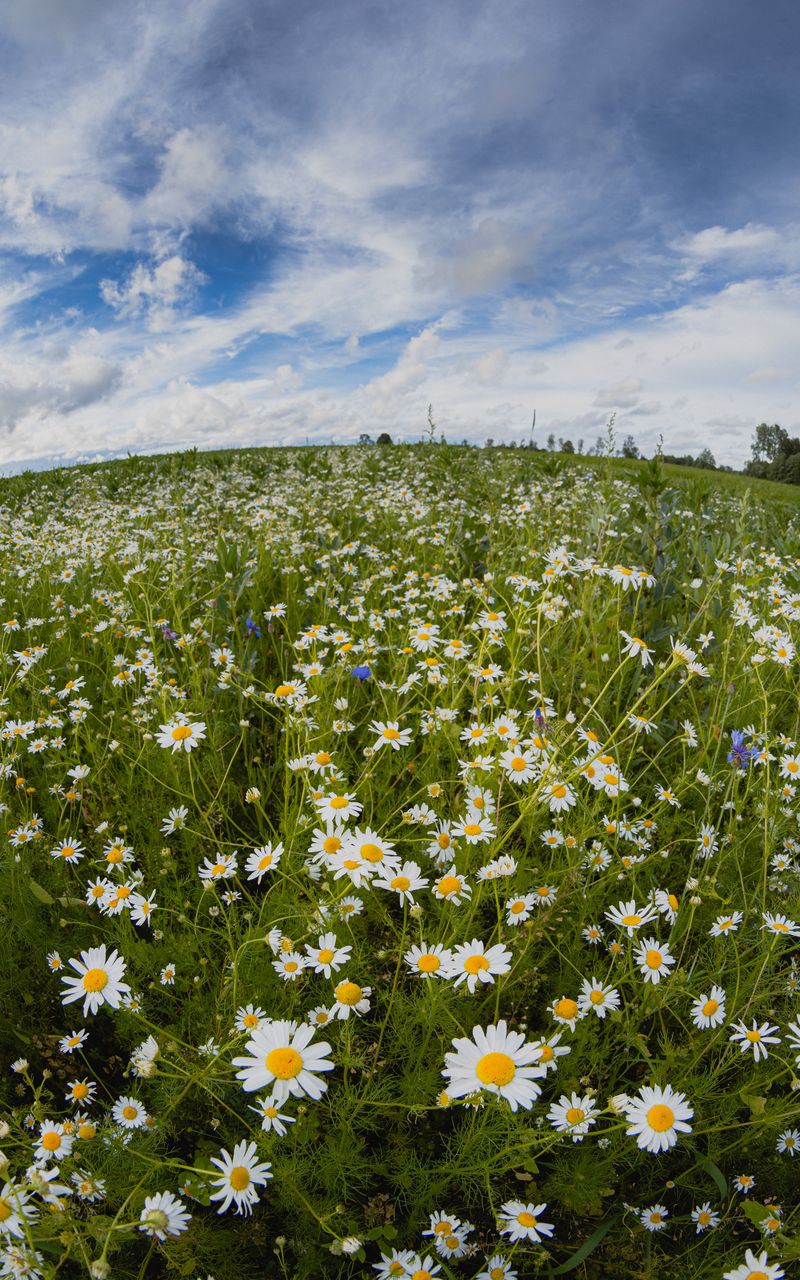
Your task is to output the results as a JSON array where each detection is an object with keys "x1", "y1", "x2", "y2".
[{"x1": 0, "y1": 444, "x2": 798, "y2": 1279}]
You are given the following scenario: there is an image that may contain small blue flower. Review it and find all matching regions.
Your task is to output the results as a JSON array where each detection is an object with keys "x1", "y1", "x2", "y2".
[
  {"x1": 351, "y1": 664, "x2": 372, "y2": 681},
  {"x1": 245, "y1": 616, "x2": 262, "y2": 638},
  {"x1": 727, "y1": 729, "x2": 757, "y2": 770}
]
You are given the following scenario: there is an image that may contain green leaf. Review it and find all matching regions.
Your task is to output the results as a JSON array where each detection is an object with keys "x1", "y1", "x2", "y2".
[
  {"x1": 698, "y1": 1157, "x2": 727, "y2": 1198},
  {"x1": 742, "y1": 1200, "x2": 772, "y2": 1226},
  {"x1": 29, "y1": 878, "x2": 54, "y2": 905},
  {"x1": 739, "y1": 1090, "x2": 767, "y2": 1116},
  {"x1": 547, "y1": 1212, "x2": 621, "y2": 1275}
]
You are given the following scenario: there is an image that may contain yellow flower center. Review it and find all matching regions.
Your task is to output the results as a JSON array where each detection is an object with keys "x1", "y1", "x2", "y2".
[
  {"x1": 78, "y1": 1123, "x2": 96, "y2": 1139},
  {"x1": 72, "y1": 1082, "x2": 89, "y2": 1099},
  {"x1": 82, "y1": 968, "x2": 108, "y2": 992},
  {"x1": 437, "y1": 832, "x2": 451, "y2": 848},
  {"x1": 510, "y1": 756, "x2": 527, "y2": 771},
  {"x1": 418, "y1": 953, "x2": 440, "y2": 973},
  {"x1": 645, "y1": 949, "x2": 662, "y2": 969},
  {"x1": 646, "y1": 1104, "x2": 675, "y2": 1132},
  {"x1": 323, "y1": 836, "x2": 341, "y2": 854},
  {"x1": 284, "y1": 961, "x2": 299, "y2": 972},
  {"x1": 243, "y1": 1014, "x2": 259, "y2": 1028},
  {"x1": 266, "y1": 1047, "x2": 303, "y2": 1079},
  {"x1": 122, "y1": 1105, "x2": 138, "y2": 1120},
  {"x1": 274, "y1": 684, "x2": 295, "y2": 697},
  {"x1": 621, "y1": 913, "x2": 641, "y2": 927},
  {"x1": 566, "y1": 1107, "x2": 585, "y2": 1125},
  {"x1": 589, "y1": 989, "x2": 605, "y2": 1004},
  {"x1": 382, "y1": 727, "x2": 400, "y2": 740},
  {"x1": 746, "y1": 1029, "x2": 761, "y2": 1042},
  {"x1": 229, "y1": 1166, "x2": 251, "y2": 1190},
  {"x1": 510, "y1": 901, "x2": 526, "y2": 914},
  {"x1": 315, "y1": 752, "x2": 331, "y2": 765},
  {"x1": 517, "y1": 1211, "x2": 537, "y2": 1227},
  {"x1": 317, "y1": 948, "x2": 335, "y2": 964},
  {"x1": 703, "y1": 998, "x2": 718, "y2": 1016},
  {"x1": 258, "y1": 854, "x2": 273, "y2": 869},
  {"x1": 464, "y1": 954, "x2": 489, "y2": 975},
  {"x1": 171, "y1": 725, "x2": 192, "y2": 740},
  {"x1": 60, "y1": 845, "x2": 75, "y2": 858},
  {"x1": 391, "y1": 875, "x2": 411, "y2": 891},
  {"x1": 551, "y1": 785, "x2": 567, "y2": 798},
  {"x1": 554, "y1": 998, "x2": 578, "y2": 1020},
  {"x1": 437, "y1": 875, "x2": 461, "y2": 896},
  {"x1": 668, "y1": 895, "x2": 679, "y2": 911},
  {"x1": 335, "y1": 981, "x2": 363, "y2": 1006},
  {"x1": 330, "y1": 796, "x2": 349, "y2": 809},
  {"x1": 463, "y1": 823, "x2": 482, "y2": 836},
  {"x1": 476, "y1": 1051, "x2": 516, "y2": 1086},
  {"x1": 0, "y1": 1200, "x2": 11, "y2": 1222},
  {"x1": 42, "y1": 1131, "x2": 61, "y2": 1151},
  {"x1": 360, "y1": 842, "x2": 384, "y2": 862}
]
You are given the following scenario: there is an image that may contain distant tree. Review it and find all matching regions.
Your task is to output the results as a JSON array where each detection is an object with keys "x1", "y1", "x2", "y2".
[
  {"x1": 577, "y1": 438, "x2": 584, "y2": 454},
  {"x1": 561, "y1": 438, "x2": 575, "y2": 454},
  {"x1": 358, "y1": 433, "x2": 374, "y2": 445},
  {"x1": 751, "y1": 422, "x2": 789, "y2": 463},
  {"x1": 696, "y1": 447, "x2": 716, "y2": 470},
  {"x1": 485, "y1": 437, "x2": 494, "y2": 448},
  {"x1": 426, "y1": 404, "x2": 436, "y2": 443},
  {"x1": 546, "y1": 433, "x2": 556, "y2": 451},
  {"x1": 376, "y1": 432, "x2": 393, "y2": 445},
  {"x1": 620, "y1": 435, "x2": 640, "y2": 459}
]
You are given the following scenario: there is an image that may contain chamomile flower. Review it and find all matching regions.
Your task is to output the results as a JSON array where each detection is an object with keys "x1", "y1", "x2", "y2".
[
  {"x1": 497, "y1": 1200, "x2": 554, "y2": 1243},
  {"x1": 640, "y1": 1204, "x2": 668, "y2": 1232},
  {"x1": 776, "y1": 1128, "x2": 799, "y2": 1156},
  {"x1": 112, "y1": 1097, "x2": 148, "y2": 1129},
  {"x1": 60, "y1": 945, "x2": 130, "y2": 1017},
  {"x1": 233, "y1": 1020, "x2": 334, "y2": 1100},
  {"x1": 157, "y1": 718, "x2": 206, "y2": 752},
  {"x1": 709, "y1": 911, "x2": 743, "y2": 937},
  {"x1": 605, "y1": 899, "x2": 657, "y2": 935},
  {"x1": 691, "y1": 1202, "x2": 720, "y2": 1232},
  {"x1": 729, "y1": 1019, "x2": 781, "y2": 1062},
  {"x1": 304, "y1": 933, "x2": 352, "y2": 978},
  {"x1": 690, "y1": 986, "x2": 726, "y2": 1029},
  {"x1": 138, "y1": 1191, "x2": 191, "y2": 1240},
  {"x1": 623, "y1": 1083, "x2": 693, "y2": 1152},
  {"x1": 370, "y1": 720, "x2": 413, "y2": 750},
  {"x1": 547, "y1": 1092, "x2": 599, "y2": 1141},
  {"x1": 723, "y1": 1249, "x2": 784, "y2": 1280},
  {"x1": 432, "y1": 866, "x2": 472, "y2": 904},
  {"x1": 578, "y1": 977, "x2": 620, "y2": 1019},
  {"x1": 404, "y1": 942, "x2": 451, "y2": 978},
  {"x1": 332, "y1": 979, "x2": 372, "y2": 1019},
  {"x1": 248, "y1": 1094, "x2": 296, "y2": 1136},
  {"x1": 446, "y1": 940, "x2": 512, "y2": 993},
  {"x1": 245, "y1": 842, "x2": 284, "y2": 882},
  {"x1": 634, "y1": 937, "x2": 675, "y2": 984},
  {"x1": 208, "y1": 1140, "x2": 272, "y2": 1216},
  {"x1": 34, "y1": 1123, "x2": 74, "y2": 1164},
  {"x1": 442, "y1": 1021, "x2": 546, "y2": 1111},
  {"x1": 550, "y1": 996, "x2": 585, "y2": 1031},
  {"x1": 505, "y1": 893, "x2": 537, "y2": 925},
  {"x1": 373, "y1": 860, "x2": 429, "y2": 902}
]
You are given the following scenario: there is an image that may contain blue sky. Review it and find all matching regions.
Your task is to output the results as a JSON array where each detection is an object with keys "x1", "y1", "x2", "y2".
[{"x1": 1, "y1": 0, "x2": 799, "y2": 470}]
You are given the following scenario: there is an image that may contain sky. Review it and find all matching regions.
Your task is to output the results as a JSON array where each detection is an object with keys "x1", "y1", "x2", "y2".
[{"x1": 1, "y1": 0, "x2": 799, "y2": 471}]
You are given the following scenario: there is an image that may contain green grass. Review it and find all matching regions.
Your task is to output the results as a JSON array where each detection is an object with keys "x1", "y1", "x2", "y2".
[{"x1": 0, "y1": 443, "x2": 798, "y2": 1279}]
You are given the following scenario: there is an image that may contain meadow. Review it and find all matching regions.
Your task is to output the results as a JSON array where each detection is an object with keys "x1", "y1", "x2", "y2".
[{"x1": 0, "y1": 442, "x2": 798, "y2": 1280}]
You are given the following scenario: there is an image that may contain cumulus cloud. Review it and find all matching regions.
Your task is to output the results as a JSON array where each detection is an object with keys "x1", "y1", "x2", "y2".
[{"x1": 100, "y1": 256, "x2": 207, "y2": 328}]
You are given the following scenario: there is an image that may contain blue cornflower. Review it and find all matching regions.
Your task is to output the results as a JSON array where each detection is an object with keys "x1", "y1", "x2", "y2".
[
  {"x1": 728, "y1": 729, "x2": 757, "y2": 770},
  {"x1": 245, "y1": 616, "x2": 262, "y2": 638},
  {"x1": 351, "y1": 664, "x2": 372, "y2": 681}
]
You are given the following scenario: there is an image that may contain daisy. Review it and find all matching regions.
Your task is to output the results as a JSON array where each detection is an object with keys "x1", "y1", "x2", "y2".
[
  {"x1": 157, "y1": 718, "x2": 206, "y2": 753},
  {"x1": 640, "y1": 1204, "x2": 668, "y2": 1232},
  {"x1": 546, "y1": 781, "x2": 576, "y2": 814},
  {"x1": 370, "y1": 720, "x2": 413, "y2": 751},
  {"x1": 452, "y1": 816, "x2": 496, "y2": 845},
  {"x1": 0, "y1": 1181, "x2": 38, "y2": 1238},
  {"x1": 50, "y1": 839, "x2": 84, "y2": 864},
  {"x1": 199, "y1": 853, "x2": 238, "y2": 883},
  {"x1": 59, "y1": 1029, "x2": 87, "y2": 1055},
  {"x1": 208, "y1": 1140, "x2": 272, "y2": 1216},
  {"x1": 634, "y1": 937, "x2": 676, "y2": 985},
  {"x1": 112, "y1": 1097, "x2": 148, "y2": 1129},
  {"x1": 620, "y1": 631, "x2": 654, "y2": 667},
  {"x1": 273, "y1": 952, "x2": 307, "y2": 982},
  {"x1": 605, "y1": 899, "x2": 657, "y2": 936},
  {"x1": 446, "y1": 940, "x2": 512, "y2": 994},
  {"x1": 691, "y1": 1202, "x2": 720, "y2": 1232},
  {"x1": 729, "y1": 1019, "x2": 781, "y2": 1063},
  {"x1": 316, "y1": 792, "x2": 363, "y2": 824},
  {"x1": 498, "y1": 748, "x2": 537, "y2": 783},
  {"x1": 373, "y1": 860, "x2": 429, "y2": 902},
  {"x1": 160, "y1": 963, "x2": 176, "y2": 986},
  {"x1": 547, "y1": 1092, "x2": 599, "y2": 1141},
  {"x1": 442, "y1": 1021, "x2": 546, "y2": 1111},
  {"x1": 139, "y1": 1190, "x2": 191, "y2": 1240},
  {"x1": 404, "y1": 942, "x2": 452, "y2": 978},
  {"x1": 550, "y1": 996, "x2": 584, "y2": 1031},
  {"x1": 332, "y1": 979, "x2": 372, "y2": 1020},
  {"x1": 732, "y1": 1173, "x2": 755, "y2": 1194},
  {"x1": 402, "y1": 1255, "x2": 441, "y2": 1279},
  {"x1": 505, "y1": 894, "x2": 537, "y2": 925},
  {"x1": 232, "y1": 1019, "x2": 334, "y2": 1100},
  {"x1": 723, "y1": 1249, "x2": 784, "y2": 1280},
  {"x1": 497, "y1": 1200, "x2": 554, "y2": 1243},
  {"x1": 60, "y1": 945, "x2": 130, "y2": 1017},
  {"x1": 709, "y1": 911, "x2": 743, "y2": 937},
  {"x1": 623, "y1": 1083, "x2": 693, "y2": 1152},
  {"x1": 248, "y1": 1094, "x2": 296, "y2": 1136},
  {"x1": 34, "y1": 1123, "x2": 74, "y2": 1164},
  {"x1": 304, "y1": 933, "x2": 352, "y2": 978},
  {"x1": 761, "y1": 912, "x2": 800, "y2": 939},
  {"x1": 777, "y1": 1128, "x2": 799, "y2": 1156},
  {"x1": 475, "y1": 1256, "x2": 517, "y2": 1280},
  {"x1": 530, "y1": 1032, "x2": 571, "y2": 1073},
  {"x1": 432, "y1": 867, "x2": 472, "y2": 904},
  {"x1": 690, "y1": 986, "x2": 726, "y2": 1030},
  {"x1": 245, "y1": 842, "x2": 284, "y2": 882},
  {"x1": 577, "y1": 977, "x2": 620, "y2": 1019},
  {"x1": 64, "y1": 1079, "x2": 96, "y2": 1108}
]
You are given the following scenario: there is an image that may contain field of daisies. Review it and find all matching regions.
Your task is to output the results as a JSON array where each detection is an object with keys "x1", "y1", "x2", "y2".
[{"x1": 1, "y1": 443, "x2": 799, "y2": 1280}]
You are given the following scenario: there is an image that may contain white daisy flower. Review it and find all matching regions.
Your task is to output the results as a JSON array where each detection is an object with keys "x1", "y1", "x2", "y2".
[
  {"x1": 60, "y1": 945, "x2": 130, "y2": 1017},
  {"x1": 232, "y1": 1019, "x2": 334, "y2": 1100},
  {"x1": 623, "y1": 1083, "x2": 693, "y2": 1153},
  {"x1": 442, "y1": 1021, "x2": 546, "y2": 1112},
  {"x1": 208, "y1": 1140, "x2": 272, "y2": 1216}
]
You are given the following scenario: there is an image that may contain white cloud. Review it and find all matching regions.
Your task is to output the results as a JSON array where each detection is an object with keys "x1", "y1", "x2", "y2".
[{"x1": 100, "y1": 256, "x2": 207, "y2": 329}]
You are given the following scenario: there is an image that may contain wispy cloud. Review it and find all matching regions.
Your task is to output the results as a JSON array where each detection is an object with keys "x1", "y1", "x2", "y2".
[{"x1": 0, "y1": 0, "x2": 798, "y2": 469}]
